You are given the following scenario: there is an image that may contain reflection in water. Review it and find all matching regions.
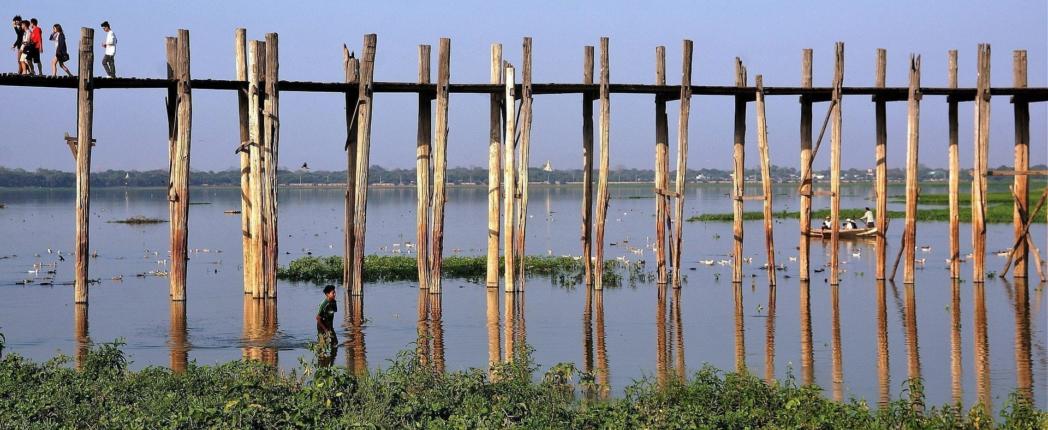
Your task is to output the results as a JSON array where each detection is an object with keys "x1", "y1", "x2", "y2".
[
  {"x1": 830, "y1": 283, "x2": 843, "y2": 402},
  {"x1": 416, "y1": 289, "x2": 430, "y2": 367},
  {"x1": 583, "y1": 288, "x2": 610, "y2": 398},
  {"x1": 799, "y1": 281, "x2": 814, "y2": 386},
  {"x1": 733, "y1": 282, "x2": 746, "y2": 373},
  {"x1": 486, "y1": 288, "x2": 500, "y2": 375},
  {"x1": 429, "y1": 293, "x2": 445, "y2": 373},
  {"x1": 242, "y1": 296, "x2": 278, "y2": 366},
  {"x1": 1012, "y1": 278, "x2": 1033, "y2": 402},
  {"x1": 950, "y1": 279, "x2": 962, "y2": 404},
  {"x1": 657, "y1": 284, "x2": 668, "y2": 386},
  {"x1": 656, "y1": 284, "x2": 686, "y2": 385},
  {"x1": 169, "y1": 301, "x2": 188, "y2": 373},
  {"x1": 764, "y1": 284, "x2": 777, "y2": 383},
  {"x1": 903, "y1": 282, "x2": 922, "y2": 412},
  {"x1": 672, "y1": 287, "x2": 685, "y2": 380},
  {"x1": 973, "y1": 282, "x2": 991, "y2": 410},
  {"x1": 74, "y1": 303, "x2": 89, "y2": 370},
  {"x1": 344, "y1": 292, "x2": 367, "y2": 375},
  {"x1": 876, "y1": 280, "x2": 891, "y2": 407},
  {"x1": 583, "y1": 287, "x2": 594, "y2": 379},
  {"x1": 503, "y1": 292, "x2": 526, "y2": 362}
]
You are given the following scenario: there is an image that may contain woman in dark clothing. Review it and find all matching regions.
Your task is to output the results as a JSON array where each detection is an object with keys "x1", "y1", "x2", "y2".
[
  {"x1": 12, "y1": 15, "x2": 23, "y2": 73},
  {"x1": 49, "y1": 24, "x2": 71, "y2": 76}
]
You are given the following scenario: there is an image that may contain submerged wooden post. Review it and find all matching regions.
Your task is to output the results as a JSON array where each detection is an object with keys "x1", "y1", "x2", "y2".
[
  {"x1": 74, "y1": 28, "x2": 94, "y2": 304},
  {"x1": 594, "y1": 37, "x2": 611, "y2": 290},
  {"x1": 654, "y1": 46, "x2": 668, "y2": 284},
  {"x1": 343, "y1": 46, "x2": 359, "y2": 290},
  {"x1": 503, "y1": 63, "x2": 517, "y2": 292},
  {"x1": 351, "y1": 34, "x2": 378, "y2": 296},
  {"x1": 902, "y1": 55, "x2": 922, "y2": 284},
  {"x1": 581, "y1": 46, "x2": 595, "y2": 286},
  {"x1": 972, "y1": 44, "x2": 990, "y2": 283},
  {"x1": 416, "y1": 45, "x2": 432, "y2": 290},
  {"x1": 874, "y1": 49, "x2": 888, "y2": 280},
  {"x1": 430, "y1": 38, "x2": 451, "y2": 293},
  {"x1": 948, "y1": 51, "x2": 961, "y2": 279},
  {"x1": 486, "y1": 43, "x2": 503, "y2": 289},
  {"x1": 247, "y1": 40, "x2": 266, "y2": 298},
  {"x1": 731, "y1": 58, "x2": 746, "y2": 284},
  {"x1": 515, "y1": 37, "x2": 534, "y2": 287},
  {"x1": 169, "y1": 29, "x2": 192, "y2": 302},
  {"x1": 798, "y1": 49, "x2": 813, "y2": 281},
  {"x1": 671, "y1": 40, "x2": 693, "y2": 288},
  {"x1": 235, "y1": 29, "x2": 252, "y2": 294},
  {"x1": 262, "y1": 33, "x2": 279, "y2": 299},
  {"x1": 1012, "y1": 50, "x2": 1029, "y2": 279},
  {"x1": 828, "y1": 43, "x2": 844, "y2": 286},
  {"x1": 755, "y1": 75, "x2": 776, "y2": 286}
]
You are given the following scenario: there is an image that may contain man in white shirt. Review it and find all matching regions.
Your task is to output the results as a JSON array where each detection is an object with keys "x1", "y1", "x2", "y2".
[
  {"x1": 100, "y1": 21, "x2": 116, "y2": 77},
  {"x1": 861, "y1": 207, "x2": 875, "y2": 228}
]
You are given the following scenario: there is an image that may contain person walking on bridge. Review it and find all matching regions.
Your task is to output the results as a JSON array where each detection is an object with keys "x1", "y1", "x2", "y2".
[
  {"x1": 49, "y1": 23, "x2": 71, "y2": 76},
  {"x1": 100, "y1": 21, "x2": 116, "y2": 77}
]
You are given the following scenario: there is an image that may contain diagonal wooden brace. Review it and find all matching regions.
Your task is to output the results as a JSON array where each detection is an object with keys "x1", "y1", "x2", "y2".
[{"x1": 1001, "y1": 187, "x2": 1047, "y2": 276}]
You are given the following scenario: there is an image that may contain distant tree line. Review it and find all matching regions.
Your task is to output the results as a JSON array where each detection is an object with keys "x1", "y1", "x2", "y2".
[{"x1": 0, "y1": 164, "x2": 1039, "y2": 188}]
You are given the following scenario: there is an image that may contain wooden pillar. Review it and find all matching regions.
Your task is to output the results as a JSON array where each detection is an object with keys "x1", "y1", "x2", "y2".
[
  {"x1": 798, "y1": 49, "x2": 813, "y2": 281},
  {"x1": 972, "y1": 44, "x2": 990, "y2": 283},
  {"x1": 1012, "y1": 50, "x2": 1029, "y2": 279},
  {"x1": 247, "y1": 40, "x2": 266, "y2": 298},
  {"x1": 874, "y1": 49, "x2": 888, "y2": 280},
  {"x1": 755, "y1": 75, "x2": 776, "y2": 286},
  {"x1": 948, "y1": 51, "x2": 960, "y2": 279},
  {"x1": 169, "y1": 29, "x2": 192, "y2": 301},
  {"x1": 416, "y1": 45, "x2": 432, "y2": 290},
  {"x1": 486, "y1": 287, "x2": 501, "y2": 373},
  {"x1": 74, "y1": 28, "x2": 94, "y2": 304},
  {"x1": 351, "y1": 34, "x2": 378, "y2": 296},
  {"x1": 671, "y1": 40, "x2": 693, "y2": 288},
  {"x1": 733, "y1": 282, "x2": 745, "y2": 372},
  {"x1": 654, "y1": 46, "x2": 668, "y2": 284},
  {"x1": 902, "y1": 55, "x2": 921, "y2": 284},
  {"x1": 731, "y1": 58, "x2": 746, "y2": 284},
  {"x1": 502, "y1": 64, "x2": 517, "y2": 292},
  {"x1": 515, "y1": 37, "x2": 534, "y2": 287},
  {"x1": 594, "y1": 37, "x2": 611, "y2": 290},
  {"x1": 235, "y1": 29, "x2": 252, "y2": 294},
  {"x1": 581, "y1": 46, "x2": 595, "y2": 286},
  {"x1": 343, "y1": 47, "x2": 359, "y2": 290},
  {"x1": 430, "y1": 38, "x2": 451, "y2": 293},
  {"x1": 486, "y1": 43, "x2": 503, "y2": 288},
  {"x1": 262, "y1": 33, "x2": 279, "y2": 299},
  {"x1": 828, "y1": 43, "x2": 844, "y2": 286}
]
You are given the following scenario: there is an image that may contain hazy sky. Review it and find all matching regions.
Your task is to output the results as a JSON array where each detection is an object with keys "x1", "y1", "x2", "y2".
[{"x1": 0, "y1": 0, "x2": 1044, "y2": 172}]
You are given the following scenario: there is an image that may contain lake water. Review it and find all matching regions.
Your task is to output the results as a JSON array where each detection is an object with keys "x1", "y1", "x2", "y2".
[{"x1": 0, "y1": 183, "x2": 1044, "y2": 412}]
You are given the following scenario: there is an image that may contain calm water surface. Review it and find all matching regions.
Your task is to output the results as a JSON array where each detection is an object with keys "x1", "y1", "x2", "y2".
[{"x1": 0, "y1": 183, "x2": 1044, "y2": 411}]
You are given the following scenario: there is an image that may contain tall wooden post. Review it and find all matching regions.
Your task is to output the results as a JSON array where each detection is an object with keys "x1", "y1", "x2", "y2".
[
  {"x1": 1012, "y1": 50, "x2": 1029, "y2": 279},
  {"x1": 654, "y1": 46, "x2": 668, "y2": 284},
  {"x1": 343, "y1": 47, "x2": 360, "y2": 290},
  {"x1": 247, "y1": 40, "x2": 266, "y2": 298},
  {"x1": 235, "y1": 29, "x2": 252, "y2": 294},
  {"x1": 581, "y1": 46, "x2": 595, "y2": 286},
  {"x1": 503, "y1": 64, "x2": 518, "y2": 292},
  {"x1": 874, "y1": 49, "x2": 888, "y2": 280},
  {"x1": 903, "y1": 55, "x2": 922, "y2": 284},
  {"x1": 416, "y1": 45, "x2": 432, "y2": 290},
  {"x1": 671, "y1": 40, "x2": 693, "y2": 288},
  {"x1": 798, "y1": 49, "x2": 813, "y2": 281},
  {"x1": 828, "y1": 43, "x2": 844, "y2": 286},
  {"x1": 972, "y1": 44, "x2": 990, "y2": 283},
  {"x1": 262, "y1": 33, "x2": 279, "y2": 299},
  {"x1": 731, "y1": 58, "x2": 746, "y2": 283},
  {"x1": 515, "y1": 37, "x2": 534, "y2": 287},
  {"x1": 430, "y1": 38, "x2": 451, "y2": 293},
  {"x1": 169, "y1": 30, "x2": 192, "y2": 301},
  {"x1": 74, "y1": 28, "x2": 94, "y2": 304},
  {"x1": 947, "y1": 51, "x2": 960, "y2": 279},
  {"x1": 755, "y1": 75, "x2": 776, "y2": 286},
  {"x1": 594, "y1": 37, "x2": 611, "y2": 290},
  {"x1": 486, "y1": 43, "x2": 503, "y2": 288},
  {"x1": 351, "y1": 34, "x2": 378, "y2": 296}
]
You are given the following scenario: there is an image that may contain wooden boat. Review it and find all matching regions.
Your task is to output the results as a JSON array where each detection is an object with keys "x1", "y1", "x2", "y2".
[
  {"x1": 223, "y1": 209, "x2": 241, "y2": 215},
  {"x1": 808, "y1": 226, "x2": 877, "y2": 239}
]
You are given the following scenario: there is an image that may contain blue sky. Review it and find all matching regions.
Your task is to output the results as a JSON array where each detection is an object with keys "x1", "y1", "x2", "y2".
[{"x1": 0, "y1": 0, "x2": 1044, "y2": 171}]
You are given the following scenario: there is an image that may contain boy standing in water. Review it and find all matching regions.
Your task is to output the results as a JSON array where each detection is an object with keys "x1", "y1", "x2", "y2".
[{"x1": 316, "y1": 285, "x2": 338, "y2": 365}]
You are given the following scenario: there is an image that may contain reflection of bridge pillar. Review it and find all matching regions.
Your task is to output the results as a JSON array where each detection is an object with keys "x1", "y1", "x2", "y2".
[
  {"x1": 486, "y1": 288, "x2": 500, "y2": 376},
  {"x1": 346, "y1": 294, "x2": 367, "y2": 375},
  {"x1": 903, "y1": 282, "x2": 922, "y2": 412},
  {"x1": 656, "y1": 284, "x2": 668, "y2": 386},
  {"x1": 830, "y1": 283, "x2": 843, "y2": 402},
  {"x1": 949, "y1": 279, "x2": 962, "y2": 404},
  {"x1": 876, "y1": 280, "x2": 891, "y2": 407},
  {"x1": 733, "y1": 283, "x2": 746, "y2": 373},
  {"x1": 764, "y1": 285, "x2": 777, "y2": 384},
  {"x1": 973, "y1": 282, "x2": 991, "y2": 411},
  {"x1": 74, "y1": 303, "x2": 89, "y2": 370},
  {"x1": 671, "y1": 286, "x2": 685, "y2": 380},
  {"x1": 594, "y1": 290, "x2": 609, "y2": 399},
  {"x1": 800, "y1": 281, "x2": 814, "y2": 386},
  {"x1": 169, "y1": 301, "x2": 188, "y2": 373},
  {"x1": 429, "y1": 293, "x2": 445, "y2": 373},
  {"x1": 242, "y1": 295, "x2": 278, "y2": 366},
  {"x1": 1012, "y1": 278, "x2": 1032, "y2": 402}
]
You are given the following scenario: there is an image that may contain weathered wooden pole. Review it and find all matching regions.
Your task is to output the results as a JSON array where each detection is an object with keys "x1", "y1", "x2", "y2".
[
  {"x1": 486, "y1": 43, "x2": 503, "y2": 289},
  {"x1": 594, "y1": 37, "x2": 611, "y2": 290},
  {"x1": 262, "y1": 33, "x2": 279, "y2": 299},
  {"x1": 486, "y1": 287, "x2": 501, "y2": 373},
  {"x1": 430, "y1": 38, "x2": 451, "y2": 294},
  {"x1": 654, "y1": 46, "x2": 668, "y2": 284},
  {"x1": 755, "y1": 75, "x2": 776, "y2": 286},
  {"x1": 798, "y1": 49, "x2": 813, "y2": 281},
  {"x1": 828, "y1": 43, "x2": 844, "y2": 286},
  {"x1": 581, "y1": 46, "x2": 595, "y2": 286},
  {"x1": 235, "y1": 29, "x2": 252, "y2": 294},
  {"x1": 902, "y1": 55, "x2": 921, "y2": 285},
  {"x1": 1012, "y1": 50, "x2": 1029, "y2": 279},
  {"x1": 169, "y1": 29, "x2": 192, "y2": 302},
  {"x1": 74, "y1": 28, "x2": 94, "y2": 304},
  {"x1": 502, "y1": 63, "x2": 518, "y2": 292},
  {"x1": 731, "y1": 58, "x2": 746, "y2": 284},
  {"x1": 593, "y1": 289, "x2": 609, "y2": 398},
  {"x1": 972, "y1": 44, "x2": 990, "y2": 283},
  {"x1": 416, "y1": 45, "x2": 432, "y2": 290},
  {"x1": 351, "y1": 34, "x2": 378, "y2": 296},
  {"x1": 343, "y1": 46, "x2": 360, "y2": 290},
  {"x1": 671, "y1": 40, "x2": 693, "y2": 288},
  {"x1": 733, "y1": 282, "x2": 745, "y2": 372},
  {"x1": 247, "y1": 40, "x2": 266, "y2": 298},
  {"x1": 874, "y1": 49, "x2": 888, "y2": 280},
  {"x1": 515, "y1": 37, "x2": 534, "y2": 287},
  {"x1": 947, "y1": 50, "x2": 961, "y2": 279}
]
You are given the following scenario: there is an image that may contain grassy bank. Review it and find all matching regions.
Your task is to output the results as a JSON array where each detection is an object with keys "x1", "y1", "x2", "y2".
[
  {"x1": 688, "y1": 205, "x2": 1043, "y2": 224},
  {"x1": 889, "y1": 188, "x2": 1045, "y2": 205},
  {"x1": 278, "y1": 255, "x2": 643, "y2": 287},
  {"x1": 0, "y1": 341, "x2": 1042, "y2": 428}
]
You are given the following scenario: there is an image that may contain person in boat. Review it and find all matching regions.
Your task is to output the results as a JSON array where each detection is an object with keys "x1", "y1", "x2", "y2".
[
  {"x1": 844, "y1": 218, "x2": 858, "y2": 230},
  {"x1": 861, "y1": 207, "x2": 875, "y2": 228},
  {"x1": 821, "y1": 216, "x2": 832, "y2": 229}
]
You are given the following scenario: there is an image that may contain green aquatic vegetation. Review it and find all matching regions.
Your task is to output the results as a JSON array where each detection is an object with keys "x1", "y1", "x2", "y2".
[
  {"x1": 0, "y1": 341, "x2": 1043, "y2": 428},
  {"x1": 107, "y1": 215, "x2": 167, "y2": 224},
  {"x1": 890, "y1": 187, "x2": 1045, "y2": 205},
  {"x1": 688, "y1": 206, "x2": 1044, "y2": 224}
]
